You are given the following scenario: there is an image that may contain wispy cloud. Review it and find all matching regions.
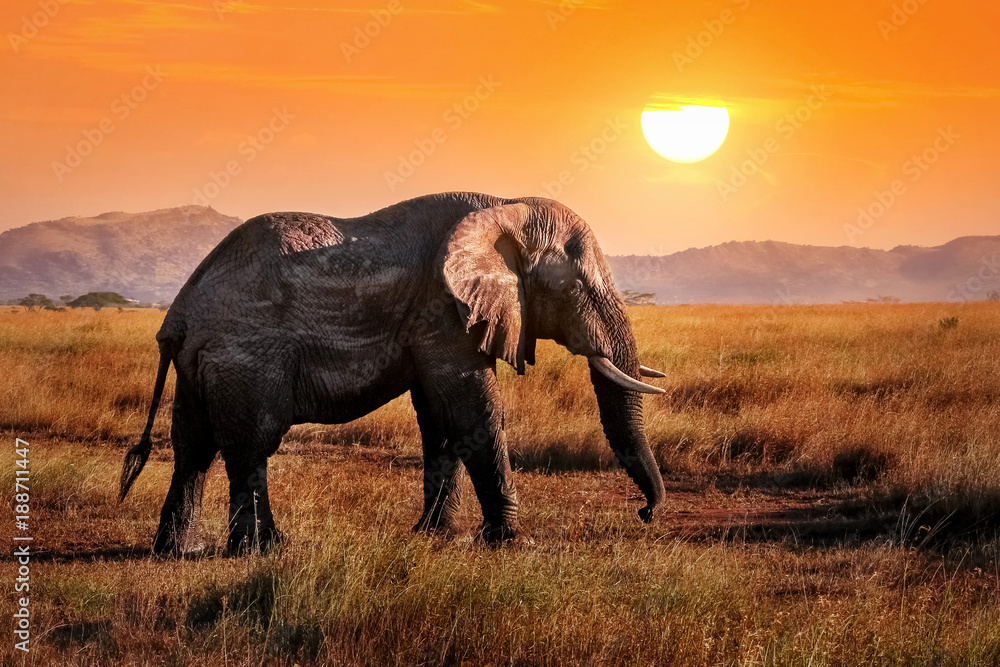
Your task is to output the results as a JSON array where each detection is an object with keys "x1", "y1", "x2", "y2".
[
  {"x1": 765, "y1": 78, "x2": 1000, "y2": 107},
  {"x1": 145, "y1": 63, "x2": 483, "y2": 100},
  {"x1": 239, "y1": 1, "x2": 501, "y2": 14},
  {"x1": 14, "y1": 0, "x2": 504, "y2": 58},
  {"x1": 12, "y1": 0, "x2": 506, "y2": 99},
  {"x1": 645, "y1": 76, "x2": 1000, "y2": 133},
  {"x1": 526, "y1": 0, "x2": 610, "y2": 7}
]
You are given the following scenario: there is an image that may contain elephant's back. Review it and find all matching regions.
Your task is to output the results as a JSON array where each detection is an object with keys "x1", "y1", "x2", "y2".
[
  {"x1": 157, "y1": 210, "x2": 419, "y2": 342},
  {"x1": 157, "y1": 213, "x2": 329, "y2": 339},
  {"x1": 157, "y1": 194, "x2": 503, "y2": 344}
]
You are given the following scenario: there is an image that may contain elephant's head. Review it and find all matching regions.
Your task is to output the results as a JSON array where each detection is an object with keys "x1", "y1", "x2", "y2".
[{"x1": 441, "y1": 198, "x2": 667, "y2": 522}]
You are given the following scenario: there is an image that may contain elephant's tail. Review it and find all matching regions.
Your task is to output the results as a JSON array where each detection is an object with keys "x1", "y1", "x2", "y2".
[{"x1": 119, "y1": 344, "x2": 172, "y2": 502}]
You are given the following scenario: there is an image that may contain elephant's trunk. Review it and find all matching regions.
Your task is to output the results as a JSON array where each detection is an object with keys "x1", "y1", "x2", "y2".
[{"x1": 588, "y1": 313, "x2": 666, "y2": 522}]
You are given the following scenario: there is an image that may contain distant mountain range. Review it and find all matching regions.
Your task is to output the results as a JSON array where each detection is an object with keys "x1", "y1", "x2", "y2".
[
  {"x1": 0, "y1": 207, "x2": 241, "y2": 303},
  {"x1": 0, "y1": 206, "x2": 997, "y2": 304},
  {"x1": 609, "y1": 237, "x2": 1000, "y2": 304}
]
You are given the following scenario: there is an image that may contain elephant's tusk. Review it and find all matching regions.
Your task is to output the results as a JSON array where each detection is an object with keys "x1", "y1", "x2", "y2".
[
  {"x1": 589, "y1": 357, "x2": 666, "y2": 395},
  {"x1": 639, "y1": 365, "x2": 666, "y2": 378}
]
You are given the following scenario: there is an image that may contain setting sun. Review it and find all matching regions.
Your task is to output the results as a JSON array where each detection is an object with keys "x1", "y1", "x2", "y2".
[{"x1": 641, "y1": 105, "x2": 730, "y2": 163}]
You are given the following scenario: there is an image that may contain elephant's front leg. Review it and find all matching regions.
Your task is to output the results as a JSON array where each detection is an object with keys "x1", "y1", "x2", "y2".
[
  {"x1": 412, "y1": 386, "x2": 464, "y2": 534},
  {"x1": 420, "y1": 369, "x2": 521, "y2": 544},
  {"x1": 458, "y1": 422, "x2": 521, "y2": 544},
  {"x1": 223, "y1": 458, "x2": 283, "y2": 554}
]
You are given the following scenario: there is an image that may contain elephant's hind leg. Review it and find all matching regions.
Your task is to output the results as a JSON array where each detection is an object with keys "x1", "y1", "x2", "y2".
[
  {"x1": 153, "y1": 379, "x2": 217, "y2": 556},
  {"x1": 204, "y1": 357, "x2": 292, "y2": 555},
  {"x1": 411, "y1": 385, "x2": 464, "y2": 534},
  {"x1": 222, "y1": 457, "x2": 284, "y2": 554}
]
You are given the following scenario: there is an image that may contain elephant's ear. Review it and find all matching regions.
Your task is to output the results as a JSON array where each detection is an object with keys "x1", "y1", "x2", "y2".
[{"x1": 441, "y1": 203, "x2": 532, "y2": 374}]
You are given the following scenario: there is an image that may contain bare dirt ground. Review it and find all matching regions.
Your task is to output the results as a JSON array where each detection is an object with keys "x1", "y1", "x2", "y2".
[{"x1": 25, "y1": 441, "x2": 890, "y2": 564}]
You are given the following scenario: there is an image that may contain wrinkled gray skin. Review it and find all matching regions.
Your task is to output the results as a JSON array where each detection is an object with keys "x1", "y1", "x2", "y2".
[{"x1": 119, "y1": 192, "x2": 666, "y2": 555}]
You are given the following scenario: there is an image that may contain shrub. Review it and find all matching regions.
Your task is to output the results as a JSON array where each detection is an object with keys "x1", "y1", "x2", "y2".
[
  {"x1": 68, "y1": 292, "x2": 131, "y2": 310},
  {"x1": 17, "y1": 293, "x2": 57, "y2": 311}
]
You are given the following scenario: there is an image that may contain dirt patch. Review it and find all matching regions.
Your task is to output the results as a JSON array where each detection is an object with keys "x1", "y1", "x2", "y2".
[
  {"x1": 658, "y1": 492, "x2": 882, "y2": 543},
  {"x1": 517, "y1": 469, "x2": 881, "y2": 545},
  {"x1": 26, "y1": 442, "x2": 972, "y2": 563}
]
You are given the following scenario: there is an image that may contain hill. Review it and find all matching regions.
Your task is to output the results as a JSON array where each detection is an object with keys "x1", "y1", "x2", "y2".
[
  {"x1": 0, "y1": 206, "x2": 242, "y2": 303},
  {"x1": 610, "y1": 236, "x2": 1000, "y2": 304}
]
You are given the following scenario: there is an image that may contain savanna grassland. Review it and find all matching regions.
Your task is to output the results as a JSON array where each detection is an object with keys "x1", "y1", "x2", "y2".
[{"x1": 2, "y1": 303, "x2": 1000, "y2": 666}]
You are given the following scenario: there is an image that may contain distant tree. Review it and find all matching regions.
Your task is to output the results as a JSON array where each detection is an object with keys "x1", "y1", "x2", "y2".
[
  {"x1": 58, "y1": 294, "x2": 75, "y2": 303},
  {"x1": 67, "y1": 292, "x2": 131, "y2": 311},
  {"x1": 987, "y1": 290, "x2": 1000, "y2": 302},
  {"x1": 865, "y1": 295, "x2": 900, "y2": 304},
  {"x1": 621, "y1": 289, "x2": 656, "y2": 306},
  {"x1": 17, "y1": 294, "x2": 57, "y2": 311}
]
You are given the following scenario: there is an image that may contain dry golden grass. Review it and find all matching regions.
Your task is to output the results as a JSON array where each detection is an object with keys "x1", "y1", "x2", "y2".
[{"x1": 2, "y1": 303, "x2": 1000, "y2": 665}]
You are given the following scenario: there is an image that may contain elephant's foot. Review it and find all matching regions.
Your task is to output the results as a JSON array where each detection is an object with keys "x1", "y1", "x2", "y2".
[
  {"x1": 477, "y1": 520, "x2": 530, "y2": 548},
  {"x1": 413, "y1": 512, "x2": 461, "y2": 537},
  {"x1": 152, "y1": 524, "x2": 208, "y2": 558},
  {"x1": 225, "y1": 524, "x2": 285, "y2": 556}
]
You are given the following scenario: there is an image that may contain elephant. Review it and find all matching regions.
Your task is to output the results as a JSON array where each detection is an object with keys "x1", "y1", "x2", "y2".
[{"x1": 118, "y1": 192, "x2": 667, "y2": 555}]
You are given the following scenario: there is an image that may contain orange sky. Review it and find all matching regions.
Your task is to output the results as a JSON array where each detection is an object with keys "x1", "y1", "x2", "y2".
[{"x1": 1, "y1": 0, "x2": 997, "y2": 254}]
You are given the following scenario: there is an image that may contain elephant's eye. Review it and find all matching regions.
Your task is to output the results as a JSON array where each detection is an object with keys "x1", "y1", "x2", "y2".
[{"x1": 567, "y1": 279, "x2": 583, "y2": 296}]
